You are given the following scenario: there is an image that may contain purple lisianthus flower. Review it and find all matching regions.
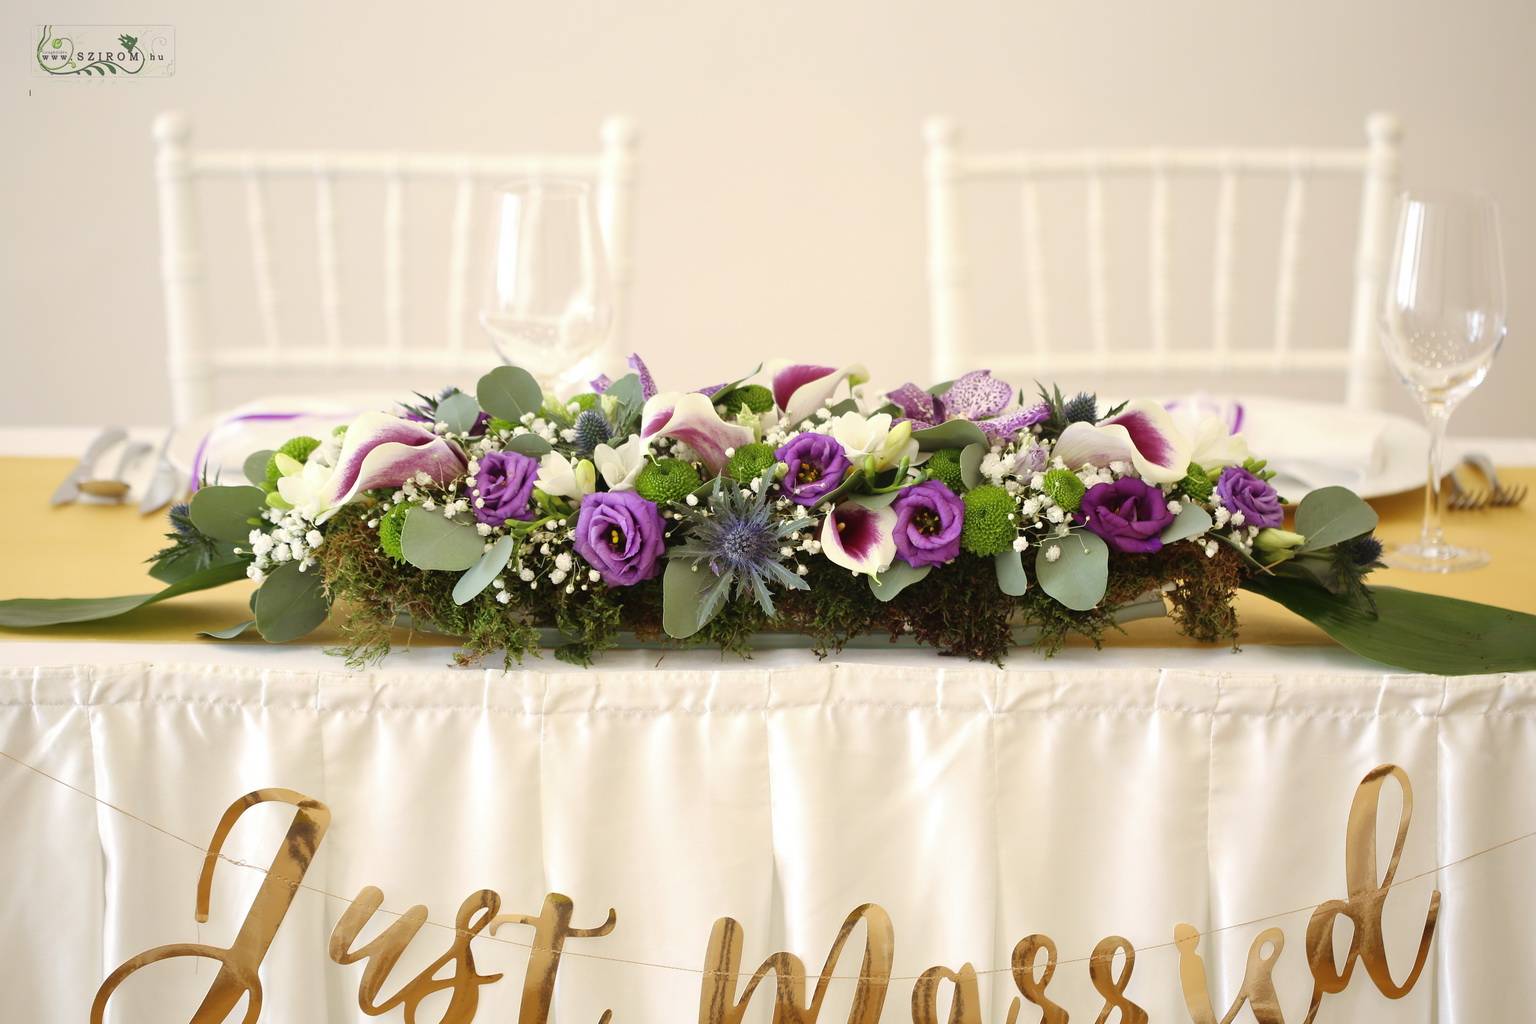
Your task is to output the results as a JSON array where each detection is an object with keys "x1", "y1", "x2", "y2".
[
  {"x1": 890, "y1": 480, "x2": 965, "y2": 567},
  {"x1": 1215, "y1": 467, "x2": 1283, "y2": 528},
  {"x1": 1076, "y1": 477, "x2": 1175, "y2": 554},
  {"x1": 469, "y1": 450, "x2": 540, "y2": 527},
  {"x1": 774, "y1": 432, "x2": 853, "y2": 506},
  {"x1": 571, "y1": 491, "x2": 667, "y2": 587}
]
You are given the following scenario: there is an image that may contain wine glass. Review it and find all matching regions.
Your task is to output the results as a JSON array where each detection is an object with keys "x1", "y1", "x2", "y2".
[
  {"x1": 479, "y1": 178, "x2": 614, "y2": 392},
  {"x1": 1378, "y1": 188, "x2": 1508, "y2": 572}
]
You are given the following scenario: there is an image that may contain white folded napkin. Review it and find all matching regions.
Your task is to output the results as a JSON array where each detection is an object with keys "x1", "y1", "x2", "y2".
[{"x1": 1164, "y1": 394, "x2": 1386, "y2": 492}]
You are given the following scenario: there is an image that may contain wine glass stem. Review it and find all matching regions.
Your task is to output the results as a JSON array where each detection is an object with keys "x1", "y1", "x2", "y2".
[{"x1": 1419, "y1": 402, "x2": 1454, "y2": 548}]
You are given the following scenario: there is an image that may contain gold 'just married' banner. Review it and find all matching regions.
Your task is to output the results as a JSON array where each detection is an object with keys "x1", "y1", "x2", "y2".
[{"x1": 89, "y1": 765, "x2": 1438, "y2": 1024}]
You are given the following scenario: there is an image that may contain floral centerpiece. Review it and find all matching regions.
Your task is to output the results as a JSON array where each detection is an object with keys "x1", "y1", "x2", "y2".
[{"x1": 6, "y1": 358, "x2": 1534, "y2": 673}]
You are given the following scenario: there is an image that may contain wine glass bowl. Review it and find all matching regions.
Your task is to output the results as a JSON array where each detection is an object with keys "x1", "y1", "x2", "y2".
[
  {"x1": 479, "y1": 178, "x2": 614, "y2": 391},
  {"x1": 1378, "y1": 188, "x2": 1507, "y2": 572}
]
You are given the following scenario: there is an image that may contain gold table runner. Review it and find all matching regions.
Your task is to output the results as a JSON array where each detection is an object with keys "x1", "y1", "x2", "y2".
[{"x1": 2, "y1": 456, "x2": 1531, "y2": 653}]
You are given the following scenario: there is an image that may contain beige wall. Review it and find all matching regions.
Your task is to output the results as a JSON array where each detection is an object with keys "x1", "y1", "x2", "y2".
[{"x1": 5, "y1": 0, "x2": 1534, "y2": 436}]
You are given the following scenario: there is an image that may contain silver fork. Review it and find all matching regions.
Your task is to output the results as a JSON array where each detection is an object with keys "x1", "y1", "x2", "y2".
[
  {"x1": 1464, "y1": 452, "x2": 1529, "y2": 507},
  {"x1": 1446, "y1": 468, "x2": 1488, "y2": 511}
]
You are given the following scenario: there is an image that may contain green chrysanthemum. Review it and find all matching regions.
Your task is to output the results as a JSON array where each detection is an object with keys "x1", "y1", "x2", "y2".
[
  {"x1": 925, "y1": 448, "x2": 966, "y2": 492},
  {"x1": 1041, "y1": 468, "x2": 1086, "y2": 513},
  {"x1": 265, "y1": 436, "x2": 322, "y2": 489},
  {"x1": 668, "y1": 480, "x2": 813, "y2": 620},
  {"x1": 714, "y1": 384, "x2": 775, "y2": 415},
  {"x1": 377, "y1": 502, "x2": 416, "y2": 562},
  {"x1": 726, "y1": 442, "x2": 778, "y2": 482},
  {"x1": 636, "y1": 458, "x2": 703, "y2": 504},
  {"x1": 960, "y1": 484, "x2": 1017, "y2": 556},
  {"x1": 1178, "y1": 463, "x2": 1215, "y2": 502}
]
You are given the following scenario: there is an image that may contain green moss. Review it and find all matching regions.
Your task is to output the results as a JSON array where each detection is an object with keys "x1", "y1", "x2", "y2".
[
  {"x1": 636, "y1": 458, "x2": 703, "y2": 504},
  {"x1": 960, "y1": 485, "x2": 1016, "y2": 556}
]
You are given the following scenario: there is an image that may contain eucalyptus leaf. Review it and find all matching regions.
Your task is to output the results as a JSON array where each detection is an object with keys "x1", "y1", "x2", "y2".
[
  {"x1": 1035, "y1": 531, "x2": 1109, "y2": 611},
  {"x1": 959, "y1": 443, "x2": 986, "y2": 490},
  {"x1": 1294, "y1": 486, "x2": 1379, "y2": 553},
  {"x1": 603, "y1": 372, "x2": 644, "y2": 408},
  {"x1": 243, "y1": 450, "x2": 276, "y2": 486},
  {"x1": 662, "y1": 557, "x2": 715, "y2": 638},
  {"x1": 869, "y1": 560, "x2": 931, "y2": 602},
  {"x1": 1160, "y1": 503, "x2": 1214, "y2": 544},
  {"x1": 912, "y1": 420, "x2": 988, "y2": 452},
  {"x1": 826, "y1": 397, "x2": 861, "y2": 417},
  {"x1": 0, "y1": 560, "x2": 250, "y2": 628},
  {"x1": 400, "y1": 508, "x2": 486, "y2": 571},
  {"x1": 189, "y1": 485, "x2": 267, "y2": 543},
  {"x1": 253, "y1": 561, "x2": 330, "y2": 642},
  {"x1": 505, "y1": 433, "x2": 553, "y2": 457},
  {"x1": 451, "y1": 535, "x2": 517, "y2": 605},
  {"x1": 199, "y1": 619, "x2": 256, "y2": 639},
  {"x1": 1243, "y1": 578, "x2": 1536, "y2": 675},
  {"x1": 994, "y1": 547, "x2": 1030, "y2": 596},
  {"x1": 436, "y1": 391, "x2": 482, "y2": 435},
  {"x1": 476, "y1": 365, "x2": 543, "y2": 422},
  {"x1": 148, "y1": 541, "x2": 242, "y2": 585}
]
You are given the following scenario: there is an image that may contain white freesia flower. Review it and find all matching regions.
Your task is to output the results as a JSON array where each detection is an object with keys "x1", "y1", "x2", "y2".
[
  {"x1": 537, "y1": 452, "x2": 598, "y2": 498},
  {"x1": 593, "y1": 435, "x2": 650, "y2": 491},
  {"x1": 824, "y1": 412, "x2": 917, "y2": 471},
  {"x1": 1185, "y1": 415, "x2": 1251, "y2": 471}
]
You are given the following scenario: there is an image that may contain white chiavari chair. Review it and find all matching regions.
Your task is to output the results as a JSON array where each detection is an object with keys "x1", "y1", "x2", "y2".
[
  {"x1": 152, "y1": 111, "x2": 639, "y2": 427},
  {"x1": 923, "y1": 113, "x2": 1401, "y2": 410}
]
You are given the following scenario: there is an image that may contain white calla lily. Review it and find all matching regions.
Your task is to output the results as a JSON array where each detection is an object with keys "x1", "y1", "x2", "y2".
[{"x1": 1052, "y1": 400, "x2": 1194, "y2": 484}]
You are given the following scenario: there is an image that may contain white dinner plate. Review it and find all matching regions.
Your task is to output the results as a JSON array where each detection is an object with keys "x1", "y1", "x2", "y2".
[
  {"x1": 169, "y1": 392, "x2": 406, "y2": 487},
  {"x1": 1163, "y1": 394, "x2": 1430, "y2": 501}
]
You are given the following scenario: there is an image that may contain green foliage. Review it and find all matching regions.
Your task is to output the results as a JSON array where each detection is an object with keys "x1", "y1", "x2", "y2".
[
  {"x1": 960, "y1": 485, "x2": 1016, "y2": 556},
  {"x1": 636, "y1": 458, "x2": 703, "y2": 503},
  {"x1": 1178, "y1": 462, "x2": 1214, "y2": 502},
  {"x1": 715, "y1": 384, "x2": 775, "y2": 414}
]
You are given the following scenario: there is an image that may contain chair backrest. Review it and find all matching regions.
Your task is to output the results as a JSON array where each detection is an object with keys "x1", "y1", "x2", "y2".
[
  {"x1": 152, "y1": 111, "x2": 638, "y2": 426},
  {"x1": 924, "y1": 113, "x2": 1401, "y2": 410}
]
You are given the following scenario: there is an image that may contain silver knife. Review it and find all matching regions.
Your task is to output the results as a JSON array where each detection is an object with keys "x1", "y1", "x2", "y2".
[
  {"x1": 138, "y1": 430, "x2": 186, "y2": 514},
  {"x1": 51, "y1": 426, "x2": 128, "y2": 505}
]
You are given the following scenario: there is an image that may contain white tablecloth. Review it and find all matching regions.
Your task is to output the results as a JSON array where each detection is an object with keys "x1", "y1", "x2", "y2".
[{"x1": 4, "y1": 658, "x2": 1534, "y2": 1023}]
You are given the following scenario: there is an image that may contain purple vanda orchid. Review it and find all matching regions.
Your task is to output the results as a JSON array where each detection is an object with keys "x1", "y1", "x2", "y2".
[
  {"x1": 640, "y1": 391, "x2": 757, "y2": 475},
  {"x1": 819, "y1": 497, "x2": 898, "y2": 577},
  {"x1": 277, "y1": 411, "x2": 467, "y2": 523},
  {"x1": 764, "y1": 360, "x2": 870, "y2": 426},
  {"x1": 1051, "y1": 400, "x2": 1194, "y2": 484},
  {"x1": 886, "y1": 370, "x2": 1048, "y2": 442}
]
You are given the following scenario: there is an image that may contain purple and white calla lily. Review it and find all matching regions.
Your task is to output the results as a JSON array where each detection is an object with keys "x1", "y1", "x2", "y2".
[
  {"x1": 640, "y1": 391, "x2": 757, "y2": 474},
  {"x1": 765, "y1": 360, "x2": 870, "y2": 426},
  {"x1": 1052, "y1": 400, "x2": 1194, "y2": 484},
  {"x1": 819, "y1": 496, "x2": 898, "y2": 577},
  {"x1": 276, "y1": 411, "x2": 467, "y2": 523}
]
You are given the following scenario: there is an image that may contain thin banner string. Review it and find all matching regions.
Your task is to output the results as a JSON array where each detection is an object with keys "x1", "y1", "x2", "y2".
[{"x1": 1, "y1": 744, "x2": 1522, "y2": 984}]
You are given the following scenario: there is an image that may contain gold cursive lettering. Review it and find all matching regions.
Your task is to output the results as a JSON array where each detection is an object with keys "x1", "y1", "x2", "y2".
[
  {"x1": 90, "y1": 788, "x2": 330, "y2": 1024},
  {"x1": 1088, "y1": 936, "x2": 1147, "y2": 1024},
  {"x1": 1302, "y1": 764, "x2": 1440, "y2": 1024},
  {"x1": 1008, "y1": 934, "x2": 1069, "y2": 1024},
  {"x1": 698, "y1": 903, "x2": 895, "y2": 1024},
  {"x1": 911, "y1": 963, "x2": 983, "y2": 1024},
  {"x1": 487, "y1": 892, "x2": 618, "y2": 1024},
  {"x1": 1174, "y1": 923, "x2": 1286, "y2": 1024},
  {"x1": 330, "y1": 887, "x2": 503, "y2": 1023}
]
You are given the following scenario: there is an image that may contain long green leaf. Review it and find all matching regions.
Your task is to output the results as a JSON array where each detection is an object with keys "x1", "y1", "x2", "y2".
[
  {"x1": 189, "y1": 485, "x2": 266, "y2": 542},
  {"x1": 253, "y1": 560, "x2": 330, "y2": 642},
  {"x1": 0, "y1": 560, "x2": 249, "y2": 627},
  {"x1": 1243, "y1": 577, "x2": 1536, "y2": 675}
]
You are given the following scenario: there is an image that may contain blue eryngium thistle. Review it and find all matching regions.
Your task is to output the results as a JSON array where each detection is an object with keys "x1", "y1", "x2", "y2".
[
  {"x1": 668, "y1": 480, "x2": 814, "y2": 621},
  {"x1": 571, "y1": 409, "x2": 615, "y2": 457}
]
